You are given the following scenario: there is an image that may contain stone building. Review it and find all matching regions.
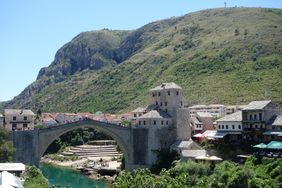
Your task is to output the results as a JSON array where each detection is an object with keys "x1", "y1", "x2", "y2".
[
  {"x1": 149, "y1": 82, "x2": 191, "y2": 140},
  {"x1": 189, "y1": 104, "x2": 226, "y2": 118},
  {"x1": 191, "y1": 112, "x2": 214, "y2": 134},
  {"x1": 4, "y1": 109, "x2": 35, "y2": 131},
  {"x1": 135, "y1": 82, "x2": 191, "y2": 166},
  {"x1": 216, "y1": 111, "x2": 243, "y2": 141},
  {"x1": 132, "y1": 107, "x2": 146, "y2": 119},
  {"x1": 242, "y1": 100, "x2": 277, "y2": 141}
]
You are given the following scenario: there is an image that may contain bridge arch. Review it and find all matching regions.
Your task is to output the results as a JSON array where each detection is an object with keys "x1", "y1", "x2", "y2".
[{"x1": 38, "y1": 120, "x2": 132, "y2": 166}]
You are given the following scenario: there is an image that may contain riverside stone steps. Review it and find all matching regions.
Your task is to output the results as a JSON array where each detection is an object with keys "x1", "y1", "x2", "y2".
[{"x1": 64, "y1": 144, "x2": 122, "y2": 158}]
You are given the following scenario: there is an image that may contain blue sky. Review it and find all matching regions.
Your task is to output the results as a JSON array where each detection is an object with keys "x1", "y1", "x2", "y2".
[{"x1": 0, "y1": 0, "x2": 282, "y2": 101}]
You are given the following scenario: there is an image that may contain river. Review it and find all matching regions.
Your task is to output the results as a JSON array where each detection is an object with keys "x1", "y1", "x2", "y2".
[{"x1": 40, "y1": 163, "x2": 108, "y2": 188}]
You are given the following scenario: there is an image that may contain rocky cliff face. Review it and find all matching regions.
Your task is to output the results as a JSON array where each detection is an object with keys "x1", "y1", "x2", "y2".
[
  {"x1": 37, "y1": 29, "x2": 130, "y2": 81},
  {"x1": 5, "y1": 8, "x2": 282, "y2": 112}
]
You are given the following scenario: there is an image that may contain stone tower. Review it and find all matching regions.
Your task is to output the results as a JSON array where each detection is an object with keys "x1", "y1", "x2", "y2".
[{"x1": 149, "y1": 82, "x2": 191, "y2": 140}]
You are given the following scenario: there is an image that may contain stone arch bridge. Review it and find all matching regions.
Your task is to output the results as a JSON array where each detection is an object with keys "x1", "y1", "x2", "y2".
[{"x1": 12, "y1": 119, "x2": 149, "y2": 170}]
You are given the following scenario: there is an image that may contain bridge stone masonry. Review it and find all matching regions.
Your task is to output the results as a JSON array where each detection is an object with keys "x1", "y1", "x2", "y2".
[
  {"x1": 12, "y1": 119, "x2": 153, "y2": 170},
  {"x1": 12, "y1": 82, "x2": 191, "y2": 170}
]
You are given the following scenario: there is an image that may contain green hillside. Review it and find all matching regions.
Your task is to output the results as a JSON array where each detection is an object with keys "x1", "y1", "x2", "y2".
[{"x1": 5, "y1": 7, "x2": 282, "y2": 113}]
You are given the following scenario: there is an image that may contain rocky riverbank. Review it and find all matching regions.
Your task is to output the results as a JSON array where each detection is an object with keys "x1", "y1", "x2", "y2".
[{"x1": 41, "y1": 142, "x2": 122, "y2": 183}]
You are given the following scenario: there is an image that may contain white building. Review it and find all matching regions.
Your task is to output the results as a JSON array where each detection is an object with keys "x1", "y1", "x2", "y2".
[
  {"x1": 0, "y1": 163, "x2": 25, "y2": 177},
  {"x1": 4, "y1": 109, "x2": 35, "y2": 131},
  {"x1": 0, "y1": 171, "x2": 23, "y2": 188},
  {"x1": 215, "y1": 111, "x2": 243, "y2": 141},
  {"x1": 189, "y1": 104, "x2": 226, "y2": 118}
]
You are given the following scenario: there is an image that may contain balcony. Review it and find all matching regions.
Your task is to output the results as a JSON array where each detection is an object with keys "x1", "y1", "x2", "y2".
[
  {"x1": 243, "y1": 128, "x2": 266, "y2": 132},
  {"x1": 242, "y1": 119, "x2": 264, "y2": 123}
]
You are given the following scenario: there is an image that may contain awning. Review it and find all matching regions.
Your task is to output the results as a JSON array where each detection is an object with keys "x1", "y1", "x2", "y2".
[
  {"x1": 213, "y1": 132, "x2": 228, "y2": 138},
  {"x1": 253, "y1": 143, "x2": 267, "y2": 149},
  {"x1": 202, "y1": 130, "x2": 217, "y2": 139},
  {"x1": 202, "y1": 130, "x2": 242, "y2": 139},
  {"x1": 266, "y1": 141, "x2": 282, "y2": 149},
  {"x1": 263, "y1": 131, "x2": 282, "y2": 136},
  {"x1": 193, "y1": 133, "x2": 204, "y2": 138},
  {"x1": 195, "y1": 155, "x2": 222, "y2": 161}
]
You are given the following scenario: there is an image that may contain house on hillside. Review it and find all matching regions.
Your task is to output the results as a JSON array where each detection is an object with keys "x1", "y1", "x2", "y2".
[
  {"x1": 189, "y1": 104, "x2": 226, "y2": 118},
  {"x1": 54, "y1": 113, "x2": 82, "y2": 124},
  {"x1": 215, "y1": 111, "x2": 243, "y2": 142},
  {"x1": 4, "y1": 109, "x2": 35, "y2": 131},
  {"x1": 132, "y1": 107, "x2": 146, "y2": 119},
  {"x1": 242, "y1": 100, "x2": 277, "y2": 141},
  {"x1": 264, "y1": 115, "x2": 282, "y2": 141},
  {"x1": 191, "y1": 112, "x2": 214, "y2": 134}
]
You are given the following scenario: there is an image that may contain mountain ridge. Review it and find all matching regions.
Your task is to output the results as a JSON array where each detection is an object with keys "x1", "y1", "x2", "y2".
[{"x1": 5, "y1": 7, "x2": 282, "y2": 113}]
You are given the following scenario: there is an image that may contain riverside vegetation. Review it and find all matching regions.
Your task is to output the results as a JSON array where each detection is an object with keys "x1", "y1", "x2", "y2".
[
  {"x1": 113, "y1": 157, "x2": 282, "y2": 188},
  {"x1": 4, "y1": 7, "x2": 282, "y2": 113},
  {"x1": 0, "y1": 127, "x2": 15, "y2": 162}
]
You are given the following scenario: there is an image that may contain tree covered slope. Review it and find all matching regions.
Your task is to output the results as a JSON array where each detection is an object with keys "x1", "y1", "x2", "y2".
[{"x1": 5, "y1": 8, "x2": 282, "y2": 113}]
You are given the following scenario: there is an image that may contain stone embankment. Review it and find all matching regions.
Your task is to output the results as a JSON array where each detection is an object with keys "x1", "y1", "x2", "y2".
[
  {"x1": 42, "y1": 140, "x2": 122, "y2": 182},
  {"x1": 64, "y1": 144, "x2": 122, "y2": 158}
]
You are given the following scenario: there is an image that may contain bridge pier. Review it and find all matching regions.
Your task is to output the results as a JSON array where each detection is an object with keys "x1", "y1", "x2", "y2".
[{"x1": 12, "y1": 129, "x2": 40, "y2": 166}]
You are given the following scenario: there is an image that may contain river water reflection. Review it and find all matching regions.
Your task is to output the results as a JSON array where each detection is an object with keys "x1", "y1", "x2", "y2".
[{"x1": 40, "y1": 163, "x2": 107, "y2": 188}]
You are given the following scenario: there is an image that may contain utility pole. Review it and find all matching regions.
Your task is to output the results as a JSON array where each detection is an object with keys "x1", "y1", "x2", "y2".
[{"x1": 224, "y1": 2, "x2": 227, "y2": 8}]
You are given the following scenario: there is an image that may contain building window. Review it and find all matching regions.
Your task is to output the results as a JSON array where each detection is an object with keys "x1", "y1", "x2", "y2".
[
  {"x1": 249, "y1": 114, "x2": 252, "y2": 120},
  {"x1": 254, "y1": 114, "x2": 257, "y2": 120},
  {"x1": 23, "y1": 123, "x2": 27, "y2": 128},
  {"x1": 13, "y1": 116, "x2": 16, "y2": 121},
  {"x1": 255, "y1": 125, "x2": 258, "y2": 129},
  {"x1": 139, "y1": 121, "x2": 141, "y2": 125},
  {"x1": 156, "y1": 101, "x2": 158, "y2": 105},
  {"x1": 12, "y1": 124, "x2": 17, "y2": 130},
  {"x1": 176, "y1": 91, "x2": 179, "y2": 95},
  {"x1": 181, "y1": 101, "x2": 183, "y2": 106},
  {"x1": 158, "y1": 92, "x2": 161, "y2": 96},
  {"x1": 259, "y1": 113, "x2": 262, "y2": 121},
  {"x1": 238, "y1": 125, "x2": 241, "y2": 129},
  {"x1": 152, "y1": 93, "x2": 155, "y2": 97},
  {"x1": 143, "y1": 121, "x2": 146, "y2": 125},
  {"x1": 222, "y1": 125, "x2": 224, "y2": 129},
  {"x1": 160, "y1": 102, "x2": 163, "y2": 106},
  {"x1": 165, "y1": 102, "x2": 167, "y2": 106},
  {"x1": 24, "y1": 116, "x2": 27, "y2": 121},
  {"x1": 168, "y1": 91, "x2": 170, "y2": 96},
  {"x1": 166, "y1": 121, "x2": 169, "y2": 125},
  {"x1": 134, "y1": 114, "x2": 137, "y2": 118},
  {"x1": 232, "y1": 125, "x2": 235, "y2": 129},
  {"x1": 226, "y1": 125, "x2": 228, "y2": 129},
  {"x1": 153, "y1": 120, "x2": 156, "y2": 125},
  {"x1": 218, "y1": 125, "x2": 221, "y2": 129},
  {"x1": 161, "y1": 120, "x2": 164, "y2": 125},
  {"x1": 260, "y1": 125, "x2": 263, "y2": 129}
]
